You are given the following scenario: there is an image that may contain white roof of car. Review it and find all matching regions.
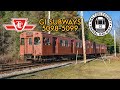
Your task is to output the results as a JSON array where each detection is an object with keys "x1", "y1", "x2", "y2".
[{"x1": 97, "y1": 17, "x2": 103, "y2": 20}]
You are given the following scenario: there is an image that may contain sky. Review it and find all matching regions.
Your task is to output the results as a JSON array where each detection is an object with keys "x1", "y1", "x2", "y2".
[{"x1": 78, "y1": 11, "x2": 120, "y2": 36}]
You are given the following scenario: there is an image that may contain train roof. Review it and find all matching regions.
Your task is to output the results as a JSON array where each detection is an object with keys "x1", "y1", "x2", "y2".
[
  {"x1": 21, "y1": 31, "x2": 82, "y2": 41},
  {"x1": 20, "y1": 31, "x2": 107, "y2": 46}
]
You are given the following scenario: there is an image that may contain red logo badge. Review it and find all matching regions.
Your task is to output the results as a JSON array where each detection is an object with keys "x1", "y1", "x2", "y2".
[{"x1": 3, "y1": 18, "x2": 36, "y2": 32}]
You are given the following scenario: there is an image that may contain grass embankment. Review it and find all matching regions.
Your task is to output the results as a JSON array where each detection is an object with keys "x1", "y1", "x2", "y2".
[{"x1": 10, "y1": 56, "x2": 120, "y2": 79}]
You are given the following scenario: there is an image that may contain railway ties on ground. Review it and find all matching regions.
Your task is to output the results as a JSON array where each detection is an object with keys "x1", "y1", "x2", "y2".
[
  {"x1": 0, "y1": 63, "x2": 40, "y2": 73},
  {"x1": 0, "y1": 58, "x2": 95, "y2": 79},
  {"x1": 0, "y1": 62, "x2": 73, "y2": 79}
]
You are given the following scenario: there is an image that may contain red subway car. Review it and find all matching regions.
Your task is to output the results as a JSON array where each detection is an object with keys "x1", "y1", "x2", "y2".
[{"x1": 20, "y1": 31, "x2": 107, "y2": 61}]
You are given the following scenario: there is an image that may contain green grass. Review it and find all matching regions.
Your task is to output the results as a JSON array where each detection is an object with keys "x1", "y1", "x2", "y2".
[{"x1": 9, "y1": 59, "x2": 120, "y2": 79}]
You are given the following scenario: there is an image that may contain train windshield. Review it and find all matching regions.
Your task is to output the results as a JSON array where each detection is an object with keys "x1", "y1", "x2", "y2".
[
  {"x1": 98, "y1": 20, "x2": 102, "y2": 24},
  {"x1": 95, "y1": 17, "x2": 105, "y2": 25},
  {"x1": 34, "y1": 37, "x2": 40, "y2": 45}
]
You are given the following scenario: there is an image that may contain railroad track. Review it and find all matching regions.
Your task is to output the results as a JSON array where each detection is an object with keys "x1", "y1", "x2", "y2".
[
  {"x1": 0, "y1": 55, "x2": 108, "y2": 79},
  {"x1": 0, "y1": 63, "x2": 41, "y2": 73},
  {"x1": 0, "y1": 56, "x2": 103, "y2": 74},
  {"x1": 0, "y1": 57, "x2": 104, "y2": 79},
  {"x1": 0, "y1": 61, "x2": 74, "y2": 79},
  {"x1": 0, "y1": 60, "x2": 74, "y2": 74}
]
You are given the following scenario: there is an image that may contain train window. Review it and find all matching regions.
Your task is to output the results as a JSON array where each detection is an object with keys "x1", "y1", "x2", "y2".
[
  {"x1": 102, "y1": 46, "x2": 104, "y2": 49},
  {"x1": 29, "y1": 38, "x2": 32, "y2": 45},
  {"x1": 34, "y1": 37, "x2": 40, "y2": 45},
  {"x1": 87, "y1": 45, "x2": 89, "y2": 48},
  {"x1": 76, "y1": 42, "x2": 78, "y2": 48},
  {"x1": 43, "y1": 37, "x2": 51, "y2": 45},
  {"x1": 97, "y1": 45, "x2": 99, "y2": 49},
  {"x1": 80, "y1": 42, "x2": 82, "y2": 48},
  {"x1": 76, "y1": 42, "x2": 80, "y2": 48},
  {"x1": 91, "y1": 44, "x2": 93, "y2": 48},
  {"x1": 65, "y1": 40, "x2": 69, "y2": 47},
  {"x1": 63, "y1": 40, "x2": 65, "y2": 46},
  {"x1": 21, "y1": 38, "x2": 24, "y2": 45},
  {"x1": 96, "y1": 45, "x2": 98, "y2": 48},
  {"x1": 60, "y1": 40, "x2": 66, "y2": 46},
  {"x1": 60, "y1": 40, "x2": 63, "y2": 46}
]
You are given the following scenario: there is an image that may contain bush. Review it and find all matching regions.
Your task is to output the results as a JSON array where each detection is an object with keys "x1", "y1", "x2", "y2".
[{"x1": 0, "y1": 54, "x2": 13, "y2": 64}]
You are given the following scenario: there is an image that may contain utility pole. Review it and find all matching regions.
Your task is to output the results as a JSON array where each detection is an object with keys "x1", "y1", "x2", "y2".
[
  {"x1": 114, "y1": 29, "x2": 116, "y2": 57},
  {"x1": 48, "y1": 11, "x2": 51, "y2": 34},
  {"x1": 80, "y1": 11, "x2": 86, "y2": 63}
]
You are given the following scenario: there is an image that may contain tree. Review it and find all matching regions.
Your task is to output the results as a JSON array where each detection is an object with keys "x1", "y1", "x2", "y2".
[{"x1": 115, "y1": 18, "x2": 120, "y2": 46}]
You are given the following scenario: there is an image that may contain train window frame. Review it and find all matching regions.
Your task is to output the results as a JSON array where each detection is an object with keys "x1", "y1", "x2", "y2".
[
  {"x1": 96, "y1": 45, "x2": 98, "y2": 48},
  {"x1": 80, "y1": 42, "x2": 82, "y2": 48},
  {"x1": 76, "y1": 42, "x2": 81, "y2": 48},
  {"x1": 60, "y1": 39, "x2": 66, "y2": 47},
  {"x1": 97, "y1": 45, "x2": 99, "y2": 49},
  {"x1": 76, "y1": 42, "x2": 78, "y2": 48},
  {"x1": 65, "y1": 40, "x2": 69, "y2": 47},
  {"x1": 91, "y1": 44, "x2": 93, "y2": 48},
  {"x1": 34, "y1": 37, "x2": 40, "y2": 45},
  {"x1": 102, "y1": 46, "x2": 104, "y2": 49},
  {"x1": 43, "y1": 37, "x2": 51, "y2": 45},
  {"x1": 21, "y1": 38, "x2": 24, "y2": 45},
  {"x1": 86, "y1": 44, "x2": 88, "y2": 49},
  {"x1": 29, "y1": 38, "x2": 32, "y2": 45},
  {"x1": 87, "y1": 44, "x2": 89, "y2": 48},
  {"x1": 60, "y1": 40, "x2": 63, "y2": 46},
  {"x1": 79, "y1": 42, "x2": 81, "y2": 48},
  {"x1": 63, "y1": 40, "x2": 65, "y2": 46}
]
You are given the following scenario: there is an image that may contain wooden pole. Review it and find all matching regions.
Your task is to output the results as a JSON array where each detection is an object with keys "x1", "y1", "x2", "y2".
[
  {"x1": 48, "y1": 11, "x2": 51, "y2": 34},
  {"x1": 80, "y1": 11, "x2": 86, "y2": 63}
]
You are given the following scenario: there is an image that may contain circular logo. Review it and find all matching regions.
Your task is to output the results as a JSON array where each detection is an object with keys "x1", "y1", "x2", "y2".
[{"x1": 89, "y1": 12, "x2": 112, "y2": 36}]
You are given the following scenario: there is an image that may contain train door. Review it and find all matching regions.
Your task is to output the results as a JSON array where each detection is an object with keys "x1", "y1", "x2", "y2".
[
  {"x1": 71, "y1": 40, "x2": 74, "y2": 53},
  {"x1": 52, "y1": 37, "x2": 57, "y2": 53},
  {"x1": 34, "y1": 37, "x2": 40, "y2": 56},
  {"x1": 25, "y1": 37, "x2": 33, "y2": 54}
]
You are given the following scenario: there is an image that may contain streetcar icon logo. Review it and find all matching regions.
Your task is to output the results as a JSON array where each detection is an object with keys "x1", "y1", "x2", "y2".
[
  {"x1": 3, "y1": 18, "x2": 36, "y2": 32},
  {"x1": 89, "y1": 12, "x2": 112, "y2": 36},
  {"x1": 95, "y1": 17, "x2": 106, "y2": 32}
]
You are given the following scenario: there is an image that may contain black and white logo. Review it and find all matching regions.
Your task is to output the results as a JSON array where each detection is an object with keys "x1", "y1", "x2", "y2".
[{"x1": 89, "y1": 12, "x2": 112, "y2": 36}]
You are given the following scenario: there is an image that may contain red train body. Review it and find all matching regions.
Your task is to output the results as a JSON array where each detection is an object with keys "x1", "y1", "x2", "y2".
[{"x1": 20, "y1": 31, "x2": 107, "y2": 61}]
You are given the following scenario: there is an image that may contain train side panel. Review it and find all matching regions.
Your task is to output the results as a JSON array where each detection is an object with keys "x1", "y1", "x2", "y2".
[
  {"x1": 41, "y1": 33, "x2": 54, "y2": 56},
  {"x1": 74, "y1": 39, "x2": 83, "y2": 55},
  {"x1": 57, "y1": 37, "x2": 72, "y2": 55},
  {"x1": 20, "y1": 31, "x2": 108, "y2": 61}
]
